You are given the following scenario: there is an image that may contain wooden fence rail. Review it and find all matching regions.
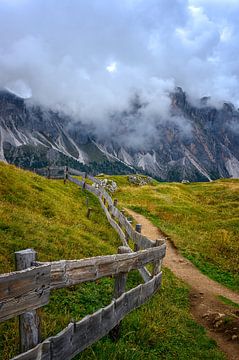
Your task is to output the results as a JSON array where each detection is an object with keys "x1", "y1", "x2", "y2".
[
  {"x1": 12, "y1": 272, "x2": 162, "y2": 360},
  {"x1": 0, "y1": 166, "x2": 166, "y2": 360},
  {"x1": 0, "y1": 245, "x2": 166, "y2": 323},
  {"x1": 0, "y1": 264, "x2": 51, "y2": 322}
]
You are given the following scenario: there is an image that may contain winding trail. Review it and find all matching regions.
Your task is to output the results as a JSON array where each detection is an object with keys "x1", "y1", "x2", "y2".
[{"x1": 126, "y1": 208, "x2": 239, "y2": 360}]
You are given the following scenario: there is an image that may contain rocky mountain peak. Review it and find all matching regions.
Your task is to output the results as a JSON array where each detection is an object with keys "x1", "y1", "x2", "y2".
[{"x1": 0, "y1": 88, "x2": 238, "y2": 181}]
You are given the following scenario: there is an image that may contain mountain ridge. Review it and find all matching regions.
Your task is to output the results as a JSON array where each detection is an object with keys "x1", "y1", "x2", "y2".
[{"x1": 0, "y1": 87, "x2": 238, "y2": 181}]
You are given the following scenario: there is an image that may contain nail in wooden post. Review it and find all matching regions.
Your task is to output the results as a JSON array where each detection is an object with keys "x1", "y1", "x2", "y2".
[
  {"x1": 152, "y1": 239, "x2": 164, "y2": 276},
  {"x1": 134, "y1": 224, "x2": 142, "y2": 252},
  {"x1": 110, "y1": 246, "x2": 130, "y2": 341},
  {"x1": 15, "y1": 249, "x2": 40, "y2": 353},
  {"x1": 87, "y1": 207, "x2": 92, "y2": 219}
]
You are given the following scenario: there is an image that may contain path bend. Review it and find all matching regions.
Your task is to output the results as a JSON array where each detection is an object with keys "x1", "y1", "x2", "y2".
[{"x1": 126, "y1": 208, "x2": 239, "y2": 360}]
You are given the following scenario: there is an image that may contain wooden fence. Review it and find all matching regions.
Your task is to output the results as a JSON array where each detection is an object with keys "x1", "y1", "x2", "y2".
[{"x1": 0, "y1": 166, "x2": 166, "y2": 360}]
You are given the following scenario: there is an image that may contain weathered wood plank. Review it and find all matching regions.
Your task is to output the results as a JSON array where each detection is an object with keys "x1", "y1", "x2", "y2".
[
  {"x1": 113, "y1": 247, "x2": 130, "y2": 298},
  {"x1": 35, "y1": 244, "x2": 165, "y2": 289},
  {"x1": 67, "y1": 175, "x2": 84, "y2": 187},
  {"x1": 36, "y1": 166, "x2": 65, "y2": 172},
  {"x1": 0, "y1": 265, "x2": 51, "y2": 322},
  {"x1": 15, "y1": 249, "x2": 41, "y2": 353},
  {"x1": 138, "y1": 267, "x2": 152, "y2": 283},
  {"x1": 124, "y1": 219, "x2": 134, "y2": 238},
  {"x1": 106, "y1": 206, "x2": 155, "y2": 248},
  {"x1": 98, "y1": 198, "x2": 128, "y2": 246},
  {"x1": 85, "y1": 183, "x2": 102, "y2": 197},
  {"x1": 12, "y1": 272, "x2": 162, "y2": 360},
  {"x1": 152, "y1": 239, "x2": 165, "y2": 276},
  {"x1": 110, "y1": 246, "x2": 130, "y2": 340},
  {"x1": 0, "y1": 267, "x2": 49, "y2": 301},
  {"x1": 49, "y1": 166, "x2": 65, "y2": 171},
  {"x1": 107, "y1": 207, "x2": 156, "y2": 249},
  {"x1": 68, "y1": 168, "x2": 86, "y2": 177},
  {"x1": 117, "y1": 211, "x2": 128, "y2": 228},
  {"x1": 132, "y1": 231, "x2": 155, "y2": 249},
  {"x1": 87, "y1": 174, "x2": 102, "y2": 185},
  {"x1": 134, "y1": 224, "x2": 141, "y2": 252},
  {"x1": 11, "y1": 341, "x2": 51, "y2": 360},
  {"x1": 101, "y1": 190, "x2": 113, "y2": 206},
  {"x1": 51, "y1": 323, "x2": 75, "y2": 360}
]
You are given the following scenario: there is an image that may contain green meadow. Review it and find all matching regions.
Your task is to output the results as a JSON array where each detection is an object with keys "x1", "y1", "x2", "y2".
[
  {"x1": 0, "y1": 163, "x2": 226, "y2": 359},
  {"x1": 105, "y1": 175, "x2": 239, "y2": 291}
]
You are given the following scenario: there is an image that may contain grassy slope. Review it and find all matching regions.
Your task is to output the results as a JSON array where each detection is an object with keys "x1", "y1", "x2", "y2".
[
  {"x1": 0, "y1": 164, "x2": 224, "y2": 359},
  {"x1": 105, "y1": 175, "x2": 239, "y2": 291}
]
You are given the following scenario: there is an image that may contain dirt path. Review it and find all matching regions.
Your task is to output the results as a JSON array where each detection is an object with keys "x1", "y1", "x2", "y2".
[{"x1": 126, "y1": 209, "x2": 239, "y2": 360}]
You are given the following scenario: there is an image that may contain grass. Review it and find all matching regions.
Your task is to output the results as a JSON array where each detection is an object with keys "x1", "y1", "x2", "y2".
[
  {"x1": 218, "y1": 295, "x2": 239, "y2": 310},
  {"x1": 105, "y1": 175, "x2": 239, "y2": 292},
  {"x1": 77, "y1": 269, "x2": 224, "y2": 360},
  {"x1": 0, "y1": 164, "x2": 225, "y2": 359}
]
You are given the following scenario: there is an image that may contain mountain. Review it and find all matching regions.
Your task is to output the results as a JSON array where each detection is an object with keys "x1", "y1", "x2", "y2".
[
  {"x1": 0, "y1": 89, "x2": 134, "y2": 175},
  {"x1": 0, "y1": 87, "x2": 239, "y2": 181}
]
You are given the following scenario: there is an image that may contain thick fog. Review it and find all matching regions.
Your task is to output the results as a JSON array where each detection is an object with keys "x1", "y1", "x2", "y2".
[{"x1": 0, "y1": 0, "x2": 238, "y2": 145}]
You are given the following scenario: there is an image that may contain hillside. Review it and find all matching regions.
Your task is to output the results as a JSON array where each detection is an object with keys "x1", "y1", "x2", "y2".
[
  {"x1": 106, "y1": 175, "x2": 239, "y2": 291},
  {"x1": 0, "y1": 163, "x2": 225, "y2": 359}
]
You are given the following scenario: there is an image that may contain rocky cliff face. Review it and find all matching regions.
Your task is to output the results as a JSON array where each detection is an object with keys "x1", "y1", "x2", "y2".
[{"x1": 0, "y1": 88, "x2": 238, "y2": 181}]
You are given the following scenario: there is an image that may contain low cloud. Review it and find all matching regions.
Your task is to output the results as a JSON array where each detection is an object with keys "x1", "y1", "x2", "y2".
[{"x1": 0, "y1": 0, "x2": 238, "y2": 147}]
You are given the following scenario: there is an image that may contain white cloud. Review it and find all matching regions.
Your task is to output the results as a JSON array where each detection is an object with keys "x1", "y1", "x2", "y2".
[
  {"x1": 106, "y1": 62, "x2": 117, "y2": 73},
  {"x1": 0, "y1": 0, "x2": 238, "y2": 145}
]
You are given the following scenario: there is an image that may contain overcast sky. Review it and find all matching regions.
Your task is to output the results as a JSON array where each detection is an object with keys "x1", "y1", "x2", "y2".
[{"x1": 0, "y1": 0, "x2": 239, "y2": 125}]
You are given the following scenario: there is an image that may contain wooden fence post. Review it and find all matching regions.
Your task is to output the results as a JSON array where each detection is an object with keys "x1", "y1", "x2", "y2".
[
  {"x1": 110, "y1": 246, "x2": 130, "y2": 341},
  {"x1": 112, "y1": 200, "x2": 117, "y2": 220},
  {"x1": 87, "y1": 208, "x2": 92, "y2": 219},
  {"x1": 134, "y1": 224, "x2": 142, "y2": 252},
  {"x1": 110, "y1": 199, "x2": 117, "y2": 219},
  {"x1": 15, "y1": 249, "x2": 41, "y2": 353},
  {"x1": 64, "y1": 166, "x2": 68, "y2": 184},
  {"x1": 152, "y1": 239, "x2": 164, "y2": 276}
]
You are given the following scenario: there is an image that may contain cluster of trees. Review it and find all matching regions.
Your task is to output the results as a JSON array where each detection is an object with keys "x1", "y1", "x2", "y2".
[{"x1": 5, "y1": 144, "x2": 137, "y2": 176}]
